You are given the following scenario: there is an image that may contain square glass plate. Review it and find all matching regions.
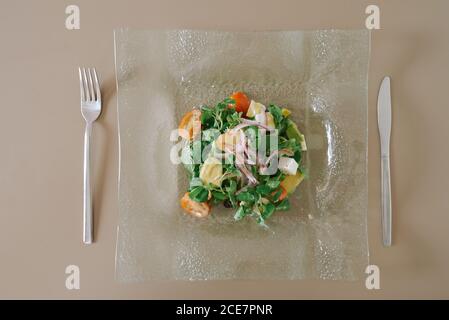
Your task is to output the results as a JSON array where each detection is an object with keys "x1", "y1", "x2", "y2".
[{"x1": 114, "y1": 29, "x2": 370, "y2": 281}]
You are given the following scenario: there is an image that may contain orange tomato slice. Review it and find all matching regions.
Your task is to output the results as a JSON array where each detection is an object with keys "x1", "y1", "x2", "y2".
[
  {"x1": 180, "y1": 192, "x2": 211, "y2": 218},
  {"x1": 230, "y1": 92, "x2": 250, "y2": 114},
  {"x1": 272, "y1": 186, "x2": 287, "y2": 202},
  {"x1": 278, "y1": 186, "x2": 288, "y2": 201},
  {"x1": 178, "y1": 109, "x2": 201, "y2": 140}
]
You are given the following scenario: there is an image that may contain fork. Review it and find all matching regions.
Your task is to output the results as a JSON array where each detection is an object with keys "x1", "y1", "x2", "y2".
[{"x1": 79, "y1": 67, "x2": 101, "y2": 244}]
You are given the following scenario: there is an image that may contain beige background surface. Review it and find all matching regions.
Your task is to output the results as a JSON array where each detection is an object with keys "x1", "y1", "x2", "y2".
[{"x1": 0, "y1": 0, "x2": 448, "y2": 299}]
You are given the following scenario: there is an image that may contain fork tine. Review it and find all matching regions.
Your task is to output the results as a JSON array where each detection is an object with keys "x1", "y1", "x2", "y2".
[
  {"x1": 93, "y1": 68, "x2": 101, "y2": 102},
  {"x1": 87, "y1": 68, "x2": 95, "y2": 101},
  {"x1": 78, "y1": 67, "x2": 85, "y2": 102},
  {"x1": 82, "y1": 68, "x2": 90, "y2": 101}
]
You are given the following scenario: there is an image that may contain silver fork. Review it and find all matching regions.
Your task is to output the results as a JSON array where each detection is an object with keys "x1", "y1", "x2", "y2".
[{"x1": 79, "y1": 67, "x2": 101, "y2": 244}]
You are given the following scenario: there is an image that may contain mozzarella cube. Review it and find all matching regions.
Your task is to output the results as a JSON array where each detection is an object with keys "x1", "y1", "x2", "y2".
[
  {"x1": 278, "y1": 157, "x2": 298, "y2": 175},
  {"x1": 246, "y1": 100, "x2": 266, "y2": 117},
  {"x1": 255, "y1": 112, "x2": 266, "y2": 125}
]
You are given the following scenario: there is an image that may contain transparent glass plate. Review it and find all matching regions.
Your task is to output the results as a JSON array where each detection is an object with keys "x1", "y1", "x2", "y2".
[{"x1": 114, "y1": 29, "x2": 370, "y2": 281}]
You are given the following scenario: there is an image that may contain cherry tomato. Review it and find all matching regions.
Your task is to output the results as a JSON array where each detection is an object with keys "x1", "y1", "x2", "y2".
[
  {"x1": 178, "y1": 109, "x2": 201, "y2": 140},
  {"x1": 230, "y1": 91, "x2": 250, "y2": 114},
  {"x1": 180, "y1": 192, "x2": 211, "y2": 218}
]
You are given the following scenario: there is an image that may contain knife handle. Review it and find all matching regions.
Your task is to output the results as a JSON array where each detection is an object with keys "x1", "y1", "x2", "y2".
[{"x1": 381, "y1": 155, "x2": 392, "y2": 246}]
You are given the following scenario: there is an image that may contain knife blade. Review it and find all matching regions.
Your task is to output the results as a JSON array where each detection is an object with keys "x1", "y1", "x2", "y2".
[{"x1": 377, "y1": 76, "x2": 392, "y2": 247}]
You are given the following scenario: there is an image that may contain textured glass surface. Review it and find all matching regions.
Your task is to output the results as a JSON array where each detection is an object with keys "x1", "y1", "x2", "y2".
[{"x1": 114, "y1": 29, "x2": 370, "y2": 281}]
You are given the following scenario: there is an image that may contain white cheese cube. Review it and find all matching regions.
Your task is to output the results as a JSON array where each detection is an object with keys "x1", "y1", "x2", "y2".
[
  {"x1": 278, "y1": 157, "x2": 298, "y2": 175},
  {"x1": 255, "y1": 112, "x2": 266, "y2": 125},
  {"x1": 246, "y1": 100, "x2": 266, "y2": 117}
]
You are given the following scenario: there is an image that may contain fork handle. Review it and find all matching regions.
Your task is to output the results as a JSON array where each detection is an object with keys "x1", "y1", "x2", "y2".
[
  {"x1": 381, "y1": 155, "x2": 392, "y2": 246},
  {"x1": 83, "y1": 123, "x2": 93, "y2": 244}
]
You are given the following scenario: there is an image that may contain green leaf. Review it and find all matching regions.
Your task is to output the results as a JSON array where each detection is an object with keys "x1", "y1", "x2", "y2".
[
  {"x1": 202, "y1": 128, "x2": 220, "y2": 142},
  {"x1": 189, "y1": 186, "x2": 209, "y2": 203},
  {"x1": 223, "y1": 97, "x2": 235, "y2": 105},
  {"x1": 279, "y1": 138, "x2": 300, "y2": 152},
  {"x1": 216, "y1": 97, "x2": 234, "y2": 110},
  {"x1": 275, "y1": 198, "x2": 290, "y2": 211},
  {"x1": 228, "y1": 193, "x2": 237, "y2": 208},
  {"x1": 278, "y1": 118, "x2": 289, "y2": 135},
  {"x1": 266, "y1": 179, "x2": 280, "y2": 190},
  {"x1": 234, "y1": 206, "x2": 247, "y2": 221},
  {"x1": 286, "y1": 119, "x2": 301, "y2": 140},
  {"x1": 211, "y1": 191, "x2": 227, "y2": 201},
  {"x1": 294, "y1": 150, "x2": 302, "y2": 163},
  {"x1": 268, "y1": 104, "x2": 283, "y2": 126},
  {"x1": 223, "y1": 164, "x2": 238, "y2": 175},
  {"x1": 271, "y1": 189, "x2": 282, "y2": 202},
  {"x1": 225, "y1": 179, "x2": 238, "y2": 208},
  {"x1": 200, "y1": 106, "x2": 215, "y2": 128},
  {"x1": 256, "y1": 184, "x2": 272, "y2": 195},
  {"x1": 261, "y1": 203, "x2": 275, "y2": 219},
  {"x1": 225, "y1": 179, "x2": 237, "y2": 193},
  {"x1": 226, "y1": 112, "x2": 242, "y2": 128},
  {"x1": 236, "y1": 192, "x2": 255, "y2": 203}
]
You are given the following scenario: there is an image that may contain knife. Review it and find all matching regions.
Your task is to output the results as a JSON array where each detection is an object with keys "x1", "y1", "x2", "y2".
[{"x1": 377, "y1": 76, "x2": 392, "y2": 247}]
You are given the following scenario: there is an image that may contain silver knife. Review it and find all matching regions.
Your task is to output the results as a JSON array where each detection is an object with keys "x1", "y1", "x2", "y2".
[{"x1": 377, "y1": 76, "x2": 392, "y2": 247}]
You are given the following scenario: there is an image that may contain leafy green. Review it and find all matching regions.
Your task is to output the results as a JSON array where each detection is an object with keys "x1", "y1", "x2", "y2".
[
  {"x1": 261, "y1": 203, "x2": 275, "y2": 219},
  {"x1": 285, "y1": 119, "x2": 304, "y2": 144},
  {"x1": 236, "y1": 191, "x2": 255, "y2": 203},
  {"x1": 234, "y1": 206, "x2": 247, "y2": 221},
  {"x1": 189, "y1": 186, "x2": 209, "y2": 203},
  {"x1": 211, "y1": 190, "x2": 227, "y2": 201},
  {"x1": 266, "y1": 179, "x2": 280, "y2": 189},
  {"x1": 271, "y1": 188, "x2": 283, "y2": 202},
  {"x1": 201, "y1": 98, "x2": 239, "y2": 132},
  {"x1": 225, "y1": 179, "x2": 237, "y2": 193},
  {"x1": 225, "y1": 179, "x2": 238, "y2": 208},
  {"x1": 202, "y1": 128, "x2": 220, "y2": 142},
  {"x1": 223, "y1": 163, "x2": 238, "y2": 175},
  {"x1": 200, "y1": 106, "x2": 215, "y2": 129},
  {"x1": 222, "y1": 97, "x2": 235, "y2": 105},
  {"x1": 279, "y1": 137, "x2": 300, "y2": 152},
  {"x1": 256, "y1": 184, "x2": 272, "y2": 195},
  {"x1": 226, "y1": 112, "x2": 242, "y2": 128},
  {"x1": 268, "y1": 104, "x2": 283, "y2": 125}
]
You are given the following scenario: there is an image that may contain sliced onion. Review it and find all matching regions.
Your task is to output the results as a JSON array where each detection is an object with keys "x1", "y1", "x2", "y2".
[
  {"x1": 235, "y1": 152, "x2": 258, "y2": 185},
  {"x1": 231, "y1": 119, "x2": 275, "y2": 133},
  {"x1": 222, "y1": 130, "x2": 259, "y2": 185},
  {"x1": 241, "y1": 119, "x2": 275, "y2": 131},
  {"x1": 237, "y1": 163, "x2": 258, "y2": 185},
  {"x1": 231, "y1": 122, "x2": 251, "y2": 133},
  {"x1": 244, "y1": 144, "x2": 258, "y2": 165}
]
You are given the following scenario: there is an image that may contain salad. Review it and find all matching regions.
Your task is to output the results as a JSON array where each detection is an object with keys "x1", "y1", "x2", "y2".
[{"x1": 177, "y1": 92, "x2": 306, "y2": 226}]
